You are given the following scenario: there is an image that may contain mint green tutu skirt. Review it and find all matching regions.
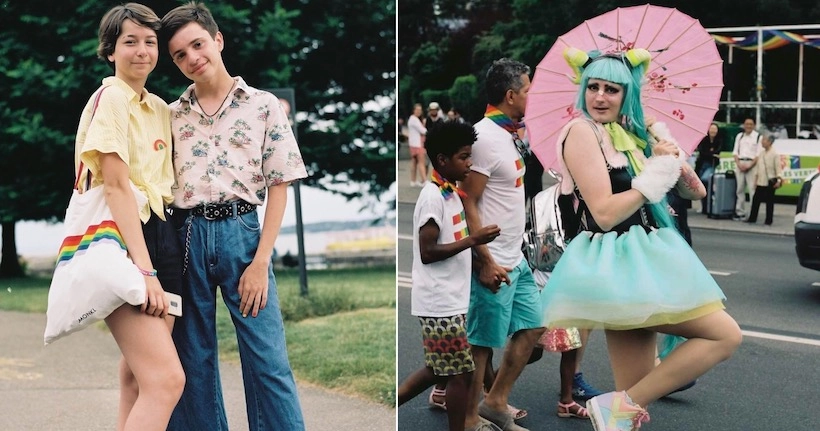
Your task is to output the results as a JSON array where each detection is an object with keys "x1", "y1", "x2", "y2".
[{"x1": 542, "y1": 225, "x2": 726, "y2": 330}]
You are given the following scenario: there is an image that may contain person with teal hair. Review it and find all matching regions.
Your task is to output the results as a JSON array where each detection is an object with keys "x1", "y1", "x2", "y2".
[{"x1": 539, "y1": 48, "x2": 742, "y2": 431}]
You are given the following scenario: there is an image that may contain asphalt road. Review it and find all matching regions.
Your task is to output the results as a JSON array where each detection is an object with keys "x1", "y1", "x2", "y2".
[{"x1": 396, "y1": 202, "x2": 820, "y2": 431}]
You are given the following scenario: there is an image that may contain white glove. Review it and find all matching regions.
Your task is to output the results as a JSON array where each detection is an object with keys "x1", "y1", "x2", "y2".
[{"x1": 632, "y1": 155, "x2": 682, "y2": 203}]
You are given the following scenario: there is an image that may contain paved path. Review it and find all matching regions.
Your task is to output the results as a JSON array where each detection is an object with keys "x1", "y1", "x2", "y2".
[{"x1": 0, "y1": 311, "x2": 395, "y2": 431}]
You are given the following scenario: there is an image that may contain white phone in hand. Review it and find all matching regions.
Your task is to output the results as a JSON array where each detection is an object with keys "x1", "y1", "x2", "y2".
[{"x1": 166, "y1": 292, "x2": 183, "y2": 317}]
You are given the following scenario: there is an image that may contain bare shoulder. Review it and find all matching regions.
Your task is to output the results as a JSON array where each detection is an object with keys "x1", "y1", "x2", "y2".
[{"x1": 564, "y1": 121, "x2": 600, "y2": 154}]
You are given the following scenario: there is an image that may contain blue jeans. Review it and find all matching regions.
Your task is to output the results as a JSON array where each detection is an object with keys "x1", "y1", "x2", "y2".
[{"x1": 168, "y1": 209, "x2": 305, "y2": 431}]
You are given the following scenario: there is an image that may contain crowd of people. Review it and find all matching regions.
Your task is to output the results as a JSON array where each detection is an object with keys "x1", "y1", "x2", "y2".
[
  {"x1": 693, "y1": 117, "x2": 784, "y2": 225},
  {"x1": 401, "y1": 102, "x2": 469, "y2": 187},
  {"x1": 400, "y1": 50, "x2": 743, "y2": 431}
]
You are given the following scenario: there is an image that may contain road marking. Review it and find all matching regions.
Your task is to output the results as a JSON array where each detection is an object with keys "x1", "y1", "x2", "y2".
[
  {"x1": 398, "y1": 234, "x2": 412, "y2": 241},
  {"x1": 398, "y1": 271, "x2": 412, "y2": 288},
  {"x1": 708, "y1": 270, "x2": 732, "y2": 276},
  {"x1": 741, "y1": 330, "x2": 820, "y2": 347}
]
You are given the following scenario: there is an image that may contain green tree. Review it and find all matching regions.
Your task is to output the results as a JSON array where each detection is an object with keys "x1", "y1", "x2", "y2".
[
  {"x1": 0, "y1": 0, "x2": 110, "y2": 276},
  {"x1": 448, "y1": 75, "x2": 480, "y2": 123},
  {"x1": 0, "y1": 0, "x2": 395, "y2": 277}
]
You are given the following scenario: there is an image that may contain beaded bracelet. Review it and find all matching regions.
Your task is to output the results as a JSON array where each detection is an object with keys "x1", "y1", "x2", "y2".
[{"x1": 137, "y1": 267, "x2": 158, "y2": 277}]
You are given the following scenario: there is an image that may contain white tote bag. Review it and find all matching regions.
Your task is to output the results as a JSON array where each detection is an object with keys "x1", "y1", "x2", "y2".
[
  {"x1": 44, "y1": 85, "x2": 146, "y2": 344},
  {"x1": 43, "y1": 183, "x2": 148, "y2": 345}
]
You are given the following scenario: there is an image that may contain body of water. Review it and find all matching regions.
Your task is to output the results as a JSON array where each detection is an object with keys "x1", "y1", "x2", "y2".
[{"x1": 8, "y1": 220, "x2": 331, "y2": 258}]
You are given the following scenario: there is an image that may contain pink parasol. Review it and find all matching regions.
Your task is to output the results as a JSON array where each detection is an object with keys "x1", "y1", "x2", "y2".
[{"x1": 526, "y1": 4, "x2": 723, "y2": 170}]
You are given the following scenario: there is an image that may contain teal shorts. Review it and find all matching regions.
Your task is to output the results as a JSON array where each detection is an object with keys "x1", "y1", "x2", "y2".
[{"x1": 467, "y1": 259, "x2": 543, "y2": 348}]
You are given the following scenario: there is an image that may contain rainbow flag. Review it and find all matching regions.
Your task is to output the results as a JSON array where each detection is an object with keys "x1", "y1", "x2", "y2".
[
  {"x1": 713, "y1": 30, "x2": 820, "y2": 51},
  {"x1": 515, "y1": 158, "x2": 525, "y2": 187},
  {"x1": 57, "y1": 220, "x2": 127, "y2": 265},
  {"x1": 452, "y1": 211, "x2": 470, "y2": 240}
]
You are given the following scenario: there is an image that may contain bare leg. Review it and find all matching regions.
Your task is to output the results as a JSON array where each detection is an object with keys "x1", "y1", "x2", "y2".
[
  {"x1": 116, "y1": 356, "x2": 138, "y2": 431},
  {"x1": 626, "y1": 310, "x2": 741, "y2": 407},
  {"x1": 484, "y1": 327, "x2": 544, "y2": 411},
  {"x1": 465, "y1": 346, "x2": 492, "y2": 429},
  {"x1": 604, "y1": 328, "x2": 657, "y2": 394},
  {"x1": 574, "y1": 329, "x2": 591, "y2": 374},
  {"x1": 482, "y1": 350, "x2": 495, "y2": 392},
  {"x1": 559, "y1": 349, "x2": 577, "y2": 403},
  {"x1": 445, "y1": 372, "x2": 472, "y2": 431},
  {"x1": 409, "y1": 157, "x2": 418, "y2": 183},
  {"x1": 417, "y1": 154, "x2": 428, "y2": 181},
  {"x1": 106, "y1": 305, "x2": 185, "y2": 431},
  {"x1": 397, "y1": 366, "x2": 440, "y2": 406}
]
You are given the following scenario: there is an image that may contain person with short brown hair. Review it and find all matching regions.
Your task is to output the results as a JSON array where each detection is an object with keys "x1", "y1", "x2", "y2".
[
  {"x1": 161, "y1": 2, "x2": 306, "y2": 430},
  {"x1": 82, "y1": 3, "x2": 185, "y2": 430}
]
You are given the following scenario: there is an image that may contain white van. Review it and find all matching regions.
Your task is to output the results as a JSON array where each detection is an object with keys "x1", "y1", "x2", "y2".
[{"x1": 795, "y1": 170, "x2": 820, "y2": 271}]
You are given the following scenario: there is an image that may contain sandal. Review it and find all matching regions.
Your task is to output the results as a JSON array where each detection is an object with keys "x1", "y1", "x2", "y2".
[
  {"x1": 483, "y1": 390, "x2": 527, "y2": 420},
  {"x1": 557, "y1": 401, "x2": 588, "y2": 419},
  {"x1": 428, "y1": 387, "x2": 447, "y2": 411},
  {"x1": 508, "y1": 404, "x2": 528, "y2": 421}
]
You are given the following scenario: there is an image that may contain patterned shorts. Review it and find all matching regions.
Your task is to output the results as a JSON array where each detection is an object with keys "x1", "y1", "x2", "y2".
[{"x1": 419, "y1": 314, "x2": 475, "y2": 376}]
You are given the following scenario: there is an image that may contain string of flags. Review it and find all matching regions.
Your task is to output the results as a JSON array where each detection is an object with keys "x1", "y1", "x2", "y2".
[{"x1": 712, "y1": 30, "x2": 820, "y2": 51}]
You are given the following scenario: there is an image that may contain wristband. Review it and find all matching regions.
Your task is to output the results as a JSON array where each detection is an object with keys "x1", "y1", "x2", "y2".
[{"x1": 137, "y1": 267, "x2": 158, "y2": 277}]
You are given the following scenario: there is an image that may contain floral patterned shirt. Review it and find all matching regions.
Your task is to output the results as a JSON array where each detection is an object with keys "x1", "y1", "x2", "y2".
[{"x1": 169, "y1": 77, "x2": 308, "y2": 208}]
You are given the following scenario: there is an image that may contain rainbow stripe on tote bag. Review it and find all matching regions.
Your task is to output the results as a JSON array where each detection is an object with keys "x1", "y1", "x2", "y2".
[{"x1": 56, "y1": 220, "x2": 127, "y2": 265}]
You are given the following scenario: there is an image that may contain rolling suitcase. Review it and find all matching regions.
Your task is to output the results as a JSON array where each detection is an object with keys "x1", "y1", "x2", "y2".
[{"x1": 706, "y1": 171, "x2": 737, "y2": 219}]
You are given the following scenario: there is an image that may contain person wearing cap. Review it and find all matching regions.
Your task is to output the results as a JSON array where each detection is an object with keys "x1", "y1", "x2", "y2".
[{"x1": 426, "y1": 101, "x2": 447, "y2": 134}]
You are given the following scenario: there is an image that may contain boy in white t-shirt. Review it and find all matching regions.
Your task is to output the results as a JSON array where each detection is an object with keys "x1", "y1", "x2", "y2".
[{"x1": 398, "y1": 122, "x2": 501, "y2": 431}]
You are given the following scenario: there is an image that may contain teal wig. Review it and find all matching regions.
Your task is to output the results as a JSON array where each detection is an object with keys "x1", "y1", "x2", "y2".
[
  {"x1": 575, "y1": 52, "x2": 648, "y2": 143},
  {"x1": 576, "y1": 52, "x2": 676, "y2": 230}
]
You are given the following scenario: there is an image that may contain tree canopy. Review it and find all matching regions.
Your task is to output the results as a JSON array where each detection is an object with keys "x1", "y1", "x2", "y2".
[
  {"x1": 0, "y1": 0, "x2": 395, "y2": 276},
  {"x1": 399, "y1": 0, "x2": 820, "y2": 125}
]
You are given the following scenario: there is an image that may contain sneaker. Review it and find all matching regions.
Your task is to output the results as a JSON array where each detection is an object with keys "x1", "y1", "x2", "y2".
[
  {"x1": 587, "y1": 391, "x2": 650, "y2": 431},
  {"x1": 572, "y1": 372, "x2": 604, "y2": 400},
  {"x1": 732, "y1": 214, "x2": 745, "y2": 221}
]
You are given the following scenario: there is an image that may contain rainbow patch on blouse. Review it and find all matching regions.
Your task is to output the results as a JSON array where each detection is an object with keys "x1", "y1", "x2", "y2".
[
  {"x1": 452, "y1": 211, "x2": 469, "y2": 240},
  {"x1": 514, "y1": 158, "x2": 525, "y2": 187},
  {"x1": 56, "y1": 220, "x2": 126, "y2": 265},
  {"x1": 153, "y1": 139, "x2": 167, "y2": 151}
]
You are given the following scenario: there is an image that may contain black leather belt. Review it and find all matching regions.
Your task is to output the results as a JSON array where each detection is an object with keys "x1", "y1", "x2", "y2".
[
  {"x1": 739, "y1": 157, "x2": 753, "y2": 161},
  {"x1": 185, "y1": 200, "x2": 256, "y2": 220}
]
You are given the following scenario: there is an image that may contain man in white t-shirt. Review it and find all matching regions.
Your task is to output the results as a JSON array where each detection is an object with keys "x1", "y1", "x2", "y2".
[
  {"x1": 461, "y1": 58, "x2": 545, "y2": 431},
  {"x1": 732, "y1": 117, "x2": 761, "y2": 219}
]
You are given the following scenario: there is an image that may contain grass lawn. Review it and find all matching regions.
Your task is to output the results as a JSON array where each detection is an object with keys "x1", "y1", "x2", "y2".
[{"x1": 0, "y1": 266, "x2": 396, "y2": 406}]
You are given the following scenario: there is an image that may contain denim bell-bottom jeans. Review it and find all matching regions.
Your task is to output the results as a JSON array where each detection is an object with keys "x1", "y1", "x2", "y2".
[{"x1": 168, "y1": 209, "x2": 305, "y2": 431}]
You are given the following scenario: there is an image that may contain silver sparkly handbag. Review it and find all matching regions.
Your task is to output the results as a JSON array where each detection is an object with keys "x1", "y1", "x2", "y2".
[{"x1": 524, "y1": 171, "x2": 567, "y2": 272}]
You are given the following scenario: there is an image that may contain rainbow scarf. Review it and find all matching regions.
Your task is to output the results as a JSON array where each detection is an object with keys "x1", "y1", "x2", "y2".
[
  {"x1": 484, "y1": 104, "x2": 523, "y2": 134},
  {"x1": 485, "y1": 105, "x2": 529, "y2": 157},
  {"x1": 430, "y1": 169, "x2": 466, "y2": 201}
]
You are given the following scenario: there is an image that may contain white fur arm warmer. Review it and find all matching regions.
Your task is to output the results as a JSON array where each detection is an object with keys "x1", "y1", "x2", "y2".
[
  {"x1": 632, "y1": 155, "x2": 682, "y2": 203},
  {"x1": 649, "y1": 122, "x2": 687, "y2": 159}
]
